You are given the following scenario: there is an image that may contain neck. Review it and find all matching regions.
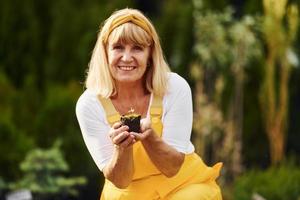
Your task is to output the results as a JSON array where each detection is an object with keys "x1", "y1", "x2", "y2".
[
  {"x1": 113, "y1": 81, "x2": 148, "y2": 100},
  {"x1": 110, "y1": 80, "x2": 151, "y2": 116}
]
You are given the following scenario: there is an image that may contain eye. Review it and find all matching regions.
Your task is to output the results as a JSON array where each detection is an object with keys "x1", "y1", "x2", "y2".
[
  {"x1": 112, "y1": 44, "x2": 123, "y2": 50},
  {"x1": 133, "y1": 45, "x2": 143, "y2": 51}
]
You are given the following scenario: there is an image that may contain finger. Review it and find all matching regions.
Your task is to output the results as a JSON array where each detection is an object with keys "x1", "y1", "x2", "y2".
[
  {"x1": 131, "y1": 138, "x2": 136, "y2": 145},
  {"x1": 119, "y1": 135, "x2": 135, "y2": 148},
  {"x1": 113, "y1": 132, "x2": 130, "y2": 145},
  {"x1": 112, "y1": 122, "x2": 123, "y2": 129},
  {"x1": 115, "y1": 125, "x2": 129, "y2": 134},
  {"x1": 130, "y1": 132, "x2": 143, "y2": 141},
  {"x1": 129, "y1": 135, "x2": 136, "y2": 145},
  {"x1": 131, "y1": 129, "x2": 152, "y2": 141},
  {"x1": 110, "y1": 125, "x2": 129, "y2": 138},
  {"x1": 140, "y1": 118, "x2": 151, "y2": 132}
]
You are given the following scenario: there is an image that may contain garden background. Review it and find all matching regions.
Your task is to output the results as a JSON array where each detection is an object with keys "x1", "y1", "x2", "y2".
[{"x1": 0, "y1": 0, "x2": 300, "y2": 199}]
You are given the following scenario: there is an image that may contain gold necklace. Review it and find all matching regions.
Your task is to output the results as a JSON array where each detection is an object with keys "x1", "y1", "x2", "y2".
[{"x1": 113, "y1": 95, "x2": 150, "y2": 116}]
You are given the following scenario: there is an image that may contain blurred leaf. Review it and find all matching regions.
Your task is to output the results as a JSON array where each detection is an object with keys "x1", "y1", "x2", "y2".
[
  {"x1": 234, "y1": 162, "x2": 300, "y2": 200},
  {"x1": 9, "y1": 140, "x2": 87, "y2": 198}
]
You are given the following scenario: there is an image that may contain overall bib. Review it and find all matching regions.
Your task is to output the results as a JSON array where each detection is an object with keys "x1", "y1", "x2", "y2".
[{"x1": 98, "y1": 95, "x2": 222, "y2": 200}]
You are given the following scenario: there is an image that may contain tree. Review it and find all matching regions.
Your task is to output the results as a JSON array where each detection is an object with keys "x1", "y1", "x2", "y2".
[
  {"x1": 192, "y1": 2, "x2": 262, "y2": 181},
  {"x1": 260, "y1": 0, "x2": 299, "y2": 164},
  {"x1": 8, "y1": 140, "x2": 87, "y2": 200}
]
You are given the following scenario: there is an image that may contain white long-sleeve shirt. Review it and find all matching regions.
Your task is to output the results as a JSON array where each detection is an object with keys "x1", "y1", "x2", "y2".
[{"x1": 76, "y1": 72, "x2": 195, "y2": 171}]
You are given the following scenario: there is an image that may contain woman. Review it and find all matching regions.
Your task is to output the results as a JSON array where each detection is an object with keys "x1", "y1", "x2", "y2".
[{"x1": 76, "y1": 8, "x2": 222, "y2": 200}]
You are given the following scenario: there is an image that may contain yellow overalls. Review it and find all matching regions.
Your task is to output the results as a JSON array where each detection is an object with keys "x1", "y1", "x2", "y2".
[{"x1": 98, "y1": 95, "x2": 222, "y2": 200}]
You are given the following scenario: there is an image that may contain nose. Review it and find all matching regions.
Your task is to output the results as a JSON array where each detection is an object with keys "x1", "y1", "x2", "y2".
[{"x1": 121, "y1": 50, "x2": 133, "y2": 62}]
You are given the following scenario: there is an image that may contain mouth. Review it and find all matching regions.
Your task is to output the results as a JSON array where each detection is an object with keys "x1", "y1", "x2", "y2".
[{"x1": 117, "y1": 66, "x2": 137, "y2": 71}]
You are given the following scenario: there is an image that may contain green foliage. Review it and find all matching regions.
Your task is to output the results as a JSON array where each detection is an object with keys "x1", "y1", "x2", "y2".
[
  {"x1": 259, "y1": 0, "x2": 299, "y2": 164},
  {"x1": 33, "y1": 81, "x2": 93, "y2": 176},
  {"x1": 0, "y1": 72, "x2": 35, "y2": 179},
  {"x1": 8, "y1": 140, "x2": 87, "y2": 198},
  {"x1": 154, "y1": 0, "x2": 194, "y2": 78},
  {"x1": 194, "y1": 0, "x2": 230, "y2": 11},
  {"x1": 0, "y1": 121, "x2": 35, "y2": 180},
  {"x1": 193, "y1": 7, "x2": 233, "y2": 68},
  {"x1": 192, "y1": 4, "x2": 264, "y2": 182},
  {"x1": 0, "y1": 71, "x2": 15, "y2": 122},
  {"x1": 233, "y1": 162, "x2": 300, "y2": 200},
  {"x1": 193, "y1": 7, "x2": 262, "y2": 70},
  {"x1": 0, "y1": 177, "x2": 5, "y2": 189},
  {"x1": 0, "y1": 0, "x2": 135, "y2": 88}
]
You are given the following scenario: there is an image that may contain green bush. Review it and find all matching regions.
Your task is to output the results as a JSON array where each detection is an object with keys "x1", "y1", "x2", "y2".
[
  {"x1": 0, "y1": 177, "x2": 5, "y2": 189},
  {"x1": 0, "y1": 72, "x2": 37, "y2": 180},
  {"x1": 33, "y1": 81, "x2": 93, "y2": 175},
  {"x1": 233, "y1": 163, "x2": 300, "y2": 200},
  {"x1": 8, "y1": 140, "x2": 87, "y2": 199}
]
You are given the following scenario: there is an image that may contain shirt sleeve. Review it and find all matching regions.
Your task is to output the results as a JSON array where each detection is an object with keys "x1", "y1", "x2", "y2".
[
  {"x1": 161, "y1": 73, "x2": 194, "y2": 153},
  {"x1": 75, "y1": 91, "x2": 113, "y2": 171}
]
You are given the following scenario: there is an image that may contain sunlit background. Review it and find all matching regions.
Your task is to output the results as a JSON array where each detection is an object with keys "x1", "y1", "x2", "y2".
[{"x1": 0, "y1": 0, "x2": 299, "y2": 199}]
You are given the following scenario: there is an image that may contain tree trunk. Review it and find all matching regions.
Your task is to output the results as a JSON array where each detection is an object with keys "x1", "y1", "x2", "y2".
[{"x1": 232, "y1": 66, "x2": 243, "y2": 175}]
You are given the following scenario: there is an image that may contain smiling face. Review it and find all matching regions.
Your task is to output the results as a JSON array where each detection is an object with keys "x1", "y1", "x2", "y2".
[
  {"x1": 105, "y1": 22, "x2": 153, "y2": 86},
  {"x1": 107, "y1": 41, "x2": 150, "y2": 84}
]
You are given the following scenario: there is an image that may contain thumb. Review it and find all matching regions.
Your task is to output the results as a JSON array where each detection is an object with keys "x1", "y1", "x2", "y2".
[{"x1": 140, "y1": 118, "x2": 151, "y2": 132}]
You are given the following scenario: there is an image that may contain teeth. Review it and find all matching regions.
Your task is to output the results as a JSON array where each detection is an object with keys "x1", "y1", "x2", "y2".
[{"x1": 118, "y1": 66, "x2": 135, "y2": 71}]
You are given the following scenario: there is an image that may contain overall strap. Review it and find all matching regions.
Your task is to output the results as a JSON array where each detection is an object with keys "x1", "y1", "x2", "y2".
[
  {"x1": 97, "y1": 96, "x2": 120, "y2": 125},
  {"x1": 98, "y1": 95, "x2": 163, "y2": 125},
  {"x1": 150, "y1": 95, "x2": 162, "y2": 120},
  {"x1": 149, "y1": 95, "x2": 163, "y2": 136}
]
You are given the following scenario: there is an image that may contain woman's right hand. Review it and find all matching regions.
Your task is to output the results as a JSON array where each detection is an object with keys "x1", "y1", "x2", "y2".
[
  {"x1": 104, "y1": 122, "x2": 135, "y2": 188},
  {"x1": 109, "y1": 122, "x2": 136, "y2": 149}
]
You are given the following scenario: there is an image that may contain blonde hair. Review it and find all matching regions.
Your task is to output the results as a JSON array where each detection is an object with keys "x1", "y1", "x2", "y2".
[{"x1": 85, "y1": 8, "x2": 170, "y2": 98}]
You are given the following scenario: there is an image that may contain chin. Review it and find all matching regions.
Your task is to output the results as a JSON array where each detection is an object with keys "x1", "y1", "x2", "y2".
[
  {"x1": 115, "y1": 74, "x2": 144, "y2": 82},
  {"x1": 116, "y1": 77, "x2": 139, "y2": 83}
]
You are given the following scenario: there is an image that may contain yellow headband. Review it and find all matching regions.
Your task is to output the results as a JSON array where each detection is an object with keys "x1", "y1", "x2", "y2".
[{"x1": 103, "y1": 13, "x2": 152, "y2": 43}]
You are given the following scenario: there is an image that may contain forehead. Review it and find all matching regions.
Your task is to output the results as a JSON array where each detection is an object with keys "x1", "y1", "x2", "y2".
[{"x1": 107, "y1": 23, "x2": 152, "y2": 47}]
